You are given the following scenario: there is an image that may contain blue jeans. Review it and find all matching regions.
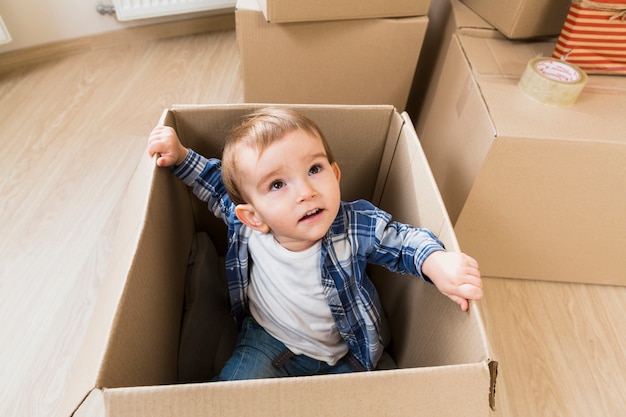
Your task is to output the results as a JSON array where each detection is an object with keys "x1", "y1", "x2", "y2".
[{"x1": 213, "y1": 316, "x2": 366, "y2": 381}]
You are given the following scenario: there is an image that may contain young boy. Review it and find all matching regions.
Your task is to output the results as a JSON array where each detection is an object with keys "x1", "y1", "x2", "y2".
[{"x1": 147, "y1": 107, "x2": 482, "y2": 381}]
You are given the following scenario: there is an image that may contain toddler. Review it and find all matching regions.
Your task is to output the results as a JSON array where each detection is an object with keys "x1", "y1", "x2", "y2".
[{"x1": 147, "y1": 107, "x2": 482, "y2": 380}]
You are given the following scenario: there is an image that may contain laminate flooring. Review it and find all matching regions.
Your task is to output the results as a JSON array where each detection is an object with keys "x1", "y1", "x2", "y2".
[
  {"x1": 0, "y1": 28, "x2": 242, "y2": 417},
  {"x1": 1, "y1": 25, "x2": 625, "y2": 417},
  {"x1": 482, "y1": 277, "x2": 626, "y2": 417}
]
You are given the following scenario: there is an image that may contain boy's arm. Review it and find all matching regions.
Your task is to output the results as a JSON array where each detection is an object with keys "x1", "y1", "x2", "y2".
[
  {"x1": 363, "y1": 204, "x2": 482, "y2": 311},
  {"x1": 172, "y1": 150, "x2": 225, "y2": 203}
]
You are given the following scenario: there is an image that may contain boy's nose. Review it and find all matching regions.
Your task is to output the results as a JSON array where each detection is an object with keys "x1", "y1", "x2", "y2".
[{"x1": 297, "y1": 180, "x2": 317, "y2": 201}]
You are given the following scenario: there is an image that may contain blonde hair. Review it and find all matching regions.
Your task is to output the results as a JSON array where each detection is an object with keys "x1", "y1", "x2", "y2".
[{"x1": 222, "y1": 107, "x2": 336, "y2": 205}]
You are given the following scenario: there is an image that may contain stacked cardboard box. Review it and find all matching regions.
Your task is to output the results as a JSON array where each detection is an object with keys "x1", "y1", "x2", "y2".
[
  {"x1": 416, "y1": 1, "x2": 626, "y2": 286},
  {"x1": 64, "y1": 104, "x2": 497, "y2": 417},
  {"x1": 459, "y1": 0, "x2": 571, "y2": 39},
  {"x1": 236, "y1": 0, "x2": 432, "y2": 111}
]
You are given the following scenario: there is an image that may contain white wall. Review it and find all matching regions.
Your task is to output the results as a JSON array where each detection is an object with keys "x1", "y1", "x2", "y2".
[{"x1": 0, "y1": 0, "x2": 234, "y2": 54}]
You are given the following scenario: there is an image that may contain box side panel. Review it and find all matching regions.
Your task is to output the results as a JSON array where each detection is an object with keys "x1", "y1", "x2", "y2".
[
  {"x1": 237, "y1": 8, "x2": 428, "y2": 112},
  {"x1": 59, "y1": 151, "x2": 166, "y2": 416},
  {"x1": 370, "y1": 108, "x2": 403, "y2": 206},
  {"x1": 104, "y1": 363, "x2": 492, "y2": 417},
  {"x1": 96, "y1": 128, "x2": 197, "y2": 387},
  {"x1": 400, "y1": 113, "x2": 459, "y2": 250},
  {"x1": 417, "y1": 34, "x2": 495, "y2": 224},
  {"x1": 372, "y1": 114, "x2": 491, "y2": 368},
  {"x1": 456, "y1": 138, "x2": 626, "y2": 286},
  {"x1": 264, "y1": 0, "x2": 430, "y2": 22}
]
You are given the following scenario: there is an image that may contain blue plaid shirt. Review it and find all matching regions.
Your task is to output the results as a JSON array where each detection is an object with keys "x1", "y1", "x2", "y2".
[{"x1": 174, "y1": 149, "x2": 445, "y2": 370}]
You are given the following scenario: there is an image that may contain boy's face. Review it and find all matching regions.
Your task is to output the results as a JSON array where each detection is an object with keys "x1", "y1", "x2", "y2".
[{"x1": 234, "y1": 129, "x2": 341, "y2": 252}]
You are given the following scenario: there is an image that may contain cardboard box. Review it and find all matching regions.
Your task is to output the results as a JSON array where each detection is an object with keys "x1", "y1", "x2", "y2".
[
  {"x1": 236, "y1": 0, "x2": 428, "y2": 112},
  {"x1": 62, "y1": 104, "x2": 496, "y2": 416},
  {"x1": 418, "y1": 31, "x2": 626, "y2": 286},
  {"x1": 410, "y1": 0, "x2": 493, "y2": 119},
  {"x1": 460, "y1": 0, "x2": 570, "y2": 39},
  {"x1": 422, "y1": 0, "x2": 494, "y2": 85},
  {"x1": 257, "y1": 0, "x2": 431, "y2": 23}
]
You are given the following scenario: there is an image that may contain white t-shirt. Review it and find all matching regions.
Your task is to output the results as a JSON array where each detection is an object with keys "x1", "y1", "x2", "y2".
[{"x1": 247, "y1": 231, "x2": 349, "y2": 365}]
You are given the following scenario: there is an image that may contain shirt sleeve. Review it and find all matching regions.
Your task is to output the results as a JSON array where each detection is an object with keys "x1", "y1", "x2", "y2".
[
  {"x1": 352, "y1": 200, "x2": 445, "y2": 282},
  {"x1": 373, "y1": 219, "x2": 444, "y2": 282},
  {"x1": 171, "y1": 148, "x2": 234, "y2": 221}
]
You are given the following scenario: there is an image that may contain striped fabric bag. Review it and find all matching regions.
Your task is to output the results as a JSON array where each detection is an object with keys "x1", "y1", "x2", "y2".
[{"x1": 553, "y1": 0, "x2": 626, "y2": 74}]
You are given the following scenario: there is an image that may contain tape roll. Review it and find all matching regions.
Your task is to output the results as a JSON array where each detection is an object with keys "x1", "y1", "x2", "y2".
[{"x1": 518, "y1": 57, "x2": 588, "y2": 106}]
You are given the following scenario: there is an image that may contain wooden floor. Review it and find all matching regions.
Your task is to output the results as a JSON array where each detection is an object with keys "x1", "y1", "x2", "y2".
[
  {"x1": 0, "y1": 28, "x2": 242, "y2": 417},
  {"x1": 1, "y1": 26, "x2": 625, "y2": 417},
  {"x1": 483, "y1": 278, "x2": 626, "y2": 417}
]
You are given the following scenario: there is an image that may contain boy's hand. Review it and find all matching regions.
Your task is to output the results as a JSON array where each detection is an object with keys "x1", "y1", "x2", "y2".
[
  {"x1": 421, "y1": 251, "x2": 483, "y2": 312},
  {"x1": 147, "y1": 126, "x2": 189, "y2": 167}
]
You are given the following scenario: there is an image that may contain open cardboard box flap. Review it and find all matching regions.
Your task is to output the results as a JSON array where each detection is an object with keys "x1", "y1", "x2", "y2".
[{"x1": 63, "y1": 104, "x2": 496, "y2": 417}]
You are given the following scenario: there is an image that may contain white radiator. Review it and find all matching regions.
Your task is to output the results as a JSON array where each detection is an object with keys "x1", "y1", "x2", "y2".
[{"x1": 112, "y1": 0, "x2": 236, "y2": 21}]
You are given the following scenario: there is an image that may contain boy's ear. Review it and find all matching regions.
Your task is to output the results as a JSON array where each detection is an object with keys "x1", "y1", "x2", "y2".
[
  {"x1": 332, "y1": 162, "x2": 341, "y2": 183},
  {"x1": 235, "y1": 204, "x2": 270, "y2": 233}
]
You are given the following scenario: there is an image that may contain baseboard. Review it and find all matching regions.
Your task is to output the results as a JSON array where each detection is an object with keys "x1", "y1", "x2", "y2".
[{"x1": 0, "y1": 13, "x2": 235, "y2": 74}]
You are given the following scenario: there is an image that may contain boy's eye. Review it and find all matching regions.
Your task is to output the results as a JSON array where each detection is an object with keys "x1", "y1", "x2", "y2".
[
  {"x1": 270, "y1": 180, "x2": 285, "y2": 191},
  {"x1": 309, "y1": 164, "x2": 322, "y2": 175}
]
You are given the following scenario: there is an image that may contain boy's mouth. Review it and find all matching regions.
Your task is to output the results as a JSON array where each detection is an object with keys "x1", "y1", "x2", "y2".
[{"x1": 300, "y1": 208, "x2": 322, "y2": 222}]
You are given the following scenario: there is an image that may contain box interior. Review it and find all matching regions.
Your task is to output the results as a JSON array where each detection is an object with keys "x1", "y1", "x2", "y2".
[
  {"x1": 167, "y1": 104, "x2": 489, "y2": 369},
  {"x1": 67, "y1": 104, "x2": 495, "y2": 417}
]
